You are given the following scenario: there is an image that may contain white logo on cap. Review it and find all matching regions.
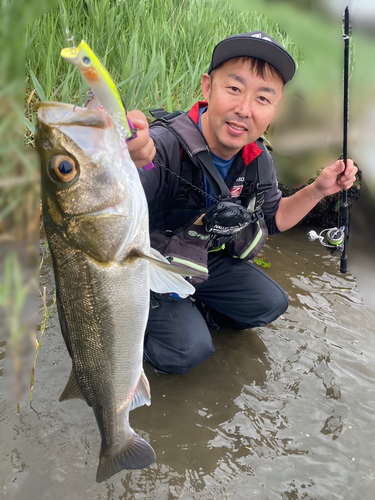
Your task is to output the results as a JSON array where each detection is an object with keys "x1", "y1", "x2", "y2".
[{"x1": 251, "y1": 33, "x2": 272, "y2": 41}]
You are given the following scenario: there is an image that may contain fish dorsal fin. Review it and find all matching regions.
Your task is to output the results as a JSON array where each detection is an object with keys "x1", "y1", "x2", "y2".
[
  {"x1": 132, "y1": 248, "x2": 196, "y2": 297},
  {"x1": 129, "y1": 370, "x2": 151, "y2": 412},
  {"x1": 59, "y1": 367, "x2": 87, "y2": 403}
]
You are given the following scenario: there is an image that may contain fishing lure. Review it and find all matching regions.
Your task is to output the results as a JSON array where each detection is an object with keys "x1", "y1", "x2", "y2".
[
  {"x1": 61, "y1": 40, "x2": 154, "y2": 170},
  {"x1": 61, "y1": 40, "x2": 133, "y2": 138}
]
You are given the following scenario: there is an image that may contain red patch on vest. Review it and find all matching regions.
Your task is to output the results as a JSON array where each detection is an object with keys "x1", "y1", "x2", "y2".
[
  {"x1": 231, "y1": 185, "x2": 243, "y2": 198},
  {"x1": 242, "y1": 142, "x2": 262, "y2": 165}
]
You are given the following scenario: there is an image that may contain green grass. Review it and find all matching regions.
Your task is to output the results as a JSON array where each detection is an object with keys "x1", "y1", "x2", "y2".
[{"x1": 25, "y1": 0, "x2": 303, "y2": 134}]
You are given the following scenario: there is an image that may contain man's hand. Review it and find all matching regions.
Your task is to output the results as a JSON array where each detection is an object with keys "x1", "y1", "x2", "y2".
[
  {"x1": 127, "y1": 110, "x2": 156, "y2": 169},
  {"x1": 313, "y1": 159, "x2": 358, "y2": 197},
  {"x1": 276, "y1": 158, "x2": 358, "y2": 232}
]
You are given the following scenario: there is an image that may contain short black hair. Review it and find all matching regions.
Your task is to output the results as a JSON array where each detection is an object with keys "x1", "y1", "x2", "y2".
[{"x1": 210, "y1": 56, "x2": 284, "y2": 84}]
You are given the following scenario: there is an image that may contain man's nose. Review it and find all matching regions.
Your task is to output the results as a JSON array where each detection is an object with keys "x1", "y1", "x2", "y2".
[{"x1": 234, "y1": 99, "x2": 252, "y2": 118}]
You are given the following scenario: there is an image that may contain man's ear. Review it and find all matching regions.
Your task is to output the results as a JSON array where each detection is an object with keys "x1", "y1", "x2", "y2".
[{"x1": 201, "y1": 73, "x2": 211, "y2": 102}]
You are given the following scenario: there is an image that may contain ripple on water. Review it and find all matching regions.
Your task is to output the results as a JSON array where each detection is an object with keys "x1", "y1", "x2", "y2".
[{"x1": 1, "y1": 227, "x2": 375, "y2": 499}]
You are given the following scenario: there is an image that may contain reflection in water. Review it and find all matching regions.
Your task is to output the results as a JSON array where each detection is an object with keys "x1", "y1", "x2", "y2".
[
  {"x1": 320, "y1": 415, "x2": 343, "y2": 441},
  {"x1": 1, "y1": 226, "x2": 375, "y2": 500}
]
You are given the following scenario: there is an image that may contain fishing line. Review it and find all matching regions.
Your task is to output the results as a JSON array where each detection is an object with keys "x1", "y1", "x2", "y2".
[
  {"x1": 154, "y1": 159, "x2": 224, "y2": 206},
  {"x1": 153, "y1": 159, "x2": 256, "y2": 226},
  {"x1": 59, "y1": 1, "x2": 75, "y2": 49}
]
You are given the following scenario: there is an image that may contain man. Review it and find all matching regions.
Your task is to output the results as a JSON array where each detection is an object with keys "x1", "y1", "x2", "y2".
[{"x1": 126, "y1": 32, "x2": 357, "y2": 375}]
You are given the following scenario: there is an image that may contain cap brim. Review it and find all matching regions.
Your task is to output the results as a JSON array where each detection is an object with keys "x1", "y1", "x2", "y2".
[{"x1": 210, "y1": 37, "x2": 295, "y2": 83}]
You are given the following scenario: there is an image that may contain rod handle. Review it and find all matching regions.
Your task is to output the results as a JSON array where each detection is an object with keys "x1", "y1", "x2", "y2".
[{"x1": 340, "y1": 254, "x2": 348, "y2": 274}]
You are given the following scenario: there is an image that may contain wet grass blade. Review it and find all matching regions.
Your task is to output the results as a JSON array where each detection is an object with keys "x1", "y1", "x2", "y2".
[
  {"x1": 28, "y1": 68, "x2": 46, "y2": 102},
  {"x1": 24, "y1": 117, "x2": 35, "y2": 135},
  {"x1": 30, "y1": 287, "x2": 56, "y2": 405}
]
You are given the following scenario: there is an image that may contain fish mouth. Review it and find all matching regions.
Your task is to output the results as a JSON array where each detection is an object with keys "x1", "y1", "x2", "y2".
[{"x1": 36, "y1": 102, "x2": 108, "y2": 129}]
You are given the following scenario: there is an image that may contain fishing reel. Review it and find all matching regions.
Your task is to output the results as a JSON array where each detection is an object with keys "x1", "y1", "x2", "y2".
[
  {"x1": 203, "y1": 200, "x2": 251, "y2": 236},
  {"x1": 307, "y1": 227, "x2": 345, "y2": 255}
]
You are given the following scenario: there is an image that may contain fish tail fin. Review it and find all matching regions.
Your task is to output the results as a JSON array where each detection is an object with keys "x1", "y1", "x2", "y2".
[{"x1": 96, "y1": 432, "x2": 156, "y2": 483}]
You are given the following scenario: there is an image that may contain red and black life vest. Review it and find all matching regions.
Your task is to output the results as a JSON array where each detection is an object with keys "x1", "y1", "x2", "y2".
[{"x1": 148, "y1": 108, "x2": 275, "y2": 283}]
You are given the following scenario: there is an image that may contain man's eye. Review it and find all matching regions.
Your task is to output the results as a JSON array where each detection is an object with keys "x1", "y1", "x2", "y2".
[
  {"x1": 230, "y1": 86, "x2": 240, "y2": 92},
  {"x1": 259, "y1": 96, "x2": 270, "y2": 103}
]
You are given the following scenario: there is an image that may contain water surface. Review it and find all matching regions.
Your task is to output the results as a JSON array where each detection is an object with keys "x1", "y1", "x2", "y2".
[{"x1": 1, "y1": 226, "x2": 374, "y2": 499}]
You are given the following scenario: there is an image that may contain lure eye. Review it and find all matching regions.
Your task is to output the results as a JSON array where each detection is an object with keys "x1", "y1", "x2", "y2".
[
  {"x1": 82, "y1": 56, "x2": 90, "y2": 65},
  {"x1": 50, "y1": 155, "x2": 77, "y2": 183}
]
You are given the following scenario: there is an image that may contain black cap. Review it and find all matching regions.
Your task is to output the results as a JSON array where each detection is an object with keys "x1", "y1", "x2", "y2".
[{"x1": 208, "y1": 31, "x2": 296, "y2": 83}]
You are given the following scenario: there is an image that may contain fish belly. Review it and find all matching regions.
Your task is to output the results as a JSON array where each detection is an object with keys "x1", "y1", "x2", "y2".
[{"x1": 48, "y1": 225, "x2": 155, "y2": 481}]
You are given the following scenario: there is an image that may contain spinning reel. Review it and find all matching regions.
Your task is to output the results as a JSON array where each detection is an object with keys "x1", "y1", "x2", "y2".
[{"x1": 307, "y1": 227, "x2": 345, "y2": 255}]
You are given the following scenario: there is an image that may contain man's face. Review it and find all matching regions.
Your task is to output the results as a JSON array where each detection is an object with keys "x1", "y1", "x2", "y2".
[{"x1": 201, "y1": 59, "x2": 284, "y2": 159}]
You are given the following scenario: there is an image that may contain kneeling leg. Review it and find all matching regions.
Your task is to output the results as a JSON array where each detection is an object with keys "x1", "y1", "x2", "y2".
[
  {"x1": 194, "y1": 255, "x2": 288, "y2": 329},
  {"x1": 144, "y1": 293, "x2": 215, "y2": 374}
]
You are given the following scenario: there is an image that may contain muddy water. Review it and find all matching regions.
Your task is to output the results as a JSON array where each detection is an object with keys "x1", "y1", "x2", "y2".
[{"x1": 1, "y1": 226, "x2": 375, "y2": 500}]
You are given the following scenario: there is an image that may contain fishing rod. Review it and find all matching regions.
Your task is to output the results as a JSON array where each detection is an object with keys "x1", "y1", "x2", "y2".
[
  {"x1": 307, "y1": 6, "x2": 350, "y2": 274},
  {"x1": 340, "y1": 6, "x2": 350, "y2": 273}
]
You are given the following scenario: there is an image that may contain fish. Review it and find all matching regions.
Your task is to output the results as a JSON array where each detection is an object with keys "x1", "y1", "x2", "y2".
[{"x1": 35, "y1": 100, "x2": 195, "y2": 483}]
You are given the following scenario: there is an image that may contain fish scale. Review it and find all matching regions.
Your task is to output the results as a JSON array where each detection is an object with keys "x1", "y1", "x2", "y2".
[
  {"x1": 36, "y1": 43, "x2": 195, "y2": 480},
  {"x1": 52, "y1": 216, "x2": 151, "y2": 441},
  {"x1": 36, "y1": 101, "x2": 157, "y2": 482}
]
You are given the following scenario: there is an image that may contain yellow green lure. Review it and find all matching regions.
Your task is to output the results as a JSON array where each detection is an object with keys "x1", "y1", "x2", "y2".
[{"x1": 61, "y1": 40, "x2": 133, "y2": 139}]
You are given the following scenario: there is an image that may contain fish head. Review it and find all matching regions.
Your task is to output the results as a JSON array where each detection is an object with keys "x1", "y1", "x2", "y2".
[{"x1": 35, "y1": 102, "x2": 147, "y2": 262}]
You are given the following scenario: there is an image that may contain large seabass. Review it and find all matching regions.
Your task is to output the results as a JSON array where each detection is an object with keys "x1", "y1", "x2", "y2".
[{"x1": 35, "y1": 101, "x2": 193, "y2": 483}]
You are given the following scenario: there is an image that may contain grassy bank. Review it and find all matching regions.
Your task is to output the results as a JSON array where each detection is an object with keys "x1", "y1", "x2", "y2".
[{"x1": 25, "y1": 0, "x2": 303, "y2": 136}]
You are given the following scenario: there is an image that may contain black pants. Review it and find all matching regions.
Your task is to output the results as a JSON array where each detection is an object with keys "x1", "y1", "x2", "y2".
[{"x1": 144, "y1": 252, "x2": 288, "y2": 374}]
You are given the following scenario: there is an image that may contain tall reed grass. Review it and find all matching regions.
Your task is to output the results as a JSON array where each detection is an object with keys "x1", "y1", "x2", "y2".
[{"x1": 25, "y1": 0, "x2": 303, "y2": 134}]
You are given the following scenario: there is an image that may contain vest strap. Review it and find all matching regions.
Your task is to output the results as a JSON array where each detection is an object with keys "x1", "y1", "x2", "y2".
[{"x1": 150, "y1": 111, "x2": 232, "y2": 199}]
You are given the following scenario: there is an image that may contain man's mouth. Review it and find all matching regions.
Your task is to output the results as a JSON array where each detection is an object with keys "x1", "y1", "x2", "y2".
[{"x1": 227, "y1": 121, "x2": 247, "y2": 132}]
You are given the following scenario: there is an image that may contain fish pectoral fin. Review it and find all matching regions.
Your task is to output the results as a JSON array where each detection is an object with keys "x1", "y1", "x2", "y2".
[
  {"x1": 96, "y1": 431, "x2": 156, "y2": 483},
  {"x1": 131, "y1": 248, "x2": 201, "y2": 276},
  {"x1": 59, "y1": 367, "x2": 87, "y2": 403},
  {"x1": 129, "y1": 370, "x2": 151, "y2": 411},
  {"x1": 131, "y1": 248, "x2": 196, "y2": 297}
]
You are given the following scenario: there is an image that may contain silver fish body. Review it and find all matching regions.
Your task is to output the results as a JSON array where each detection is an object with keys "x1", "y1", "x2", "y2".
[{"x1": 35, "y1": 102, "x2": 155, "y2": 482}]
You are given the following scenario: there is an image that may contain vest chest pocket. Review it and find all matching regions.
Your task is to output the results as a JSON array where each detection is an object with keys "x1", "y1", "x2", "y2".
[{"x1": 225, "y1": 219, "x2": 268, "y2": 261}]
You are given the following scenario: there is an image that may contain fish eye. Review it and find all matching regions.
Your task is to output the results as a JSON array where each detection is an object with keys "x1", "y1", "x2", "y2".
[
  {"x1": 82, "y1": 56, "x2": 90, "y2": 65},
  {"x1": 50, "y1": 155, "x2": 78, "y2": 183}
]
